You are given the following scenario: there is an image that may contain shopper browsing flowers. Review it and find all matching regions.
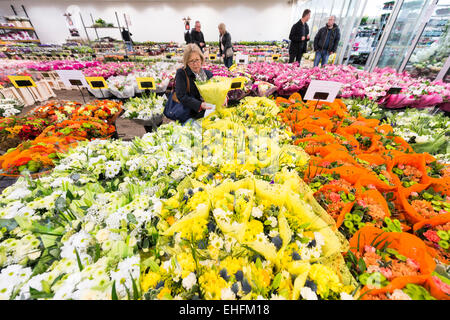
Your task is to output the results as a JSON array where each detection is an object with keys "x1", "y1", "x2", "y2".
[{"x1": 164, "y1": 44, "x2": 213, "y2": 124}]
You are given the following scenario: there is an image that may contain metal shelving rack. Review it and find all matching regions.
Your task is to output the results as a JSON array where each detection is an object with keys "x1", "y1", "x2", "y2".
[
  {"x1": 0, "y1": 4, "x2": 40, "y2": 44},
  {"x1": 79, "y1": 11, "x2": 132, "y2": 55}
]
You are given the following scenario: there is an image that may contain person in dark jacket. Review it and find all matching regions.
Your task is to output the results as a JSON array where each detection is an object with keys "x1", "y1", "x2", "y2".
[
  {"x1": 190, "y1": 21, "x2": 206, "y2": 52},
  {"x1": 174, "y1": 44, "x2": 213, "y2": 123},
  {"x1": 184, "y1": 20, "x2": 192, "y2": 44},
  {"x1": 218, "y1": 23, "x2": 233, "y2": 68},
  {"x1": 121, "y1": 28, "x2": 133, "y2": 52},
  {"x1": 313, "y1": 16, "x2": 341, "y2": 67},
  {"x1": 289, "y1": 9, "x2": 311, "y2": 64}
]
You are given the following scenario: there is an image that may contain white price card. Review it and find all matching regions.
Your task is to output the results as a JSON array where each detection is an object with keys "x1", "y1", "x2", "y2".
[
  {"x1": 236, "y1": 54, "x2": 249, "y2": 65},
  {"x1": 304, "y1": 80, "x2": 343, "y2": 103},
  {"x1": 204, "y1": 103, "x2": 216, "y2": 117},
  {"x1": 56, "y1": 70, "x2": 89, "y2": 88}
]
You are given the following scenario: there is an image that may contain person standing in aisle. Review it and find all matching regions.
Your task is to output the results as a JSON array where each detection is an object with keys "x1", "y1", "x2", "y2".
[
  {"x1": 288, "y1": 9, "x2": 311, "y2": 64},
  {"x1": 218, "y1": 23, "x2": 233, "y2": 69},
  {"x1": 121, "y1": 28, "x2": 133, "y2": 52},
  {"x1": 184, "y1": 20, "x2": 192, "y2": 44},
  {"x1": 313, "y1": 15, "x2": 341, "y2": 67},
  {"x1": 191, "y1": 21, "x2": 206, "y2": 52}
]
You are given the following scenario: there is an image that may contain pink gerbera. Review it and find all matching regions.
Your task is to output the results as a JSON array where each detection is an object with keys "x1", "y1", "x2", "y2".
[
  {"x1": 432, "y1": 276, "x2": 450, "y2": 295},
  {"x1": 423, "y1": 230, "x2": 440, "y2": 243},
  {"x1": 406, "y1": 258, "x2": 420, "y2": 271},
  {"x1": 329, "y1": 192, "x2": 341, "y2": 203}
]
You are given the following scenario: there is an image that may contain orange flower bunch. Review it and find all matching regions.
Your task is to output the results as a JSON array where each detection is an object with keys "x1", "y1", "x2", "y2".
[
  {"x1": 39, "y1": 116, "x2": 116, "y2": 140},
  {"x1": 348, "y1": 226, "x2": 447, "y2": 300},
  {"x1": 0, "y1": 135, "x2": 84, "y2": 174},
  {"x1": 277, "y1": 93, "x2": 449, "y2": 236},
  {"x1": 31, "y1": 100, "x2": 82, "y2": 123},
  {"x1": 74, "y1": 100, "x2": 122, "y2": 122},
  {"x1": 0, "y1": 100, "x2": 121, "y2": 176},
  {"x1": 277, "y1": 94, "x2": 449, "y2": 300}
]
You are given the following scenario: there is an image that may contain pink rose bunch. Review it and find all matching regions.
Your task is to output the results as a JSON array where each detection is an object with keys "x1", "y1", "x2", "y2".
[
  {"x1": 203, "y1": 64, "x2": 233, "y2": 77},
  {"x1": 28, "y1": 60, "x2": 101, "y2": 72},
  {"x1": 243, "y1": 63, "x2": 450, "y2": 109},
  {"x1": 82, "y1": 62, "x2": 145, "y2": 80}
]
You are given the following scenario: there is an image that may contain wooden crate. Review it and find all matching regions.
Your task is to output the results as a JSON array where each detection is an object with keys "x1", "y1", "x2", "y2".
[
  {"x1": 15, "y1": 80, "x2": 56, "y2": 106},
  {"x1": 0, "y1": 86, "x2": 23, "y2": 103},
  {"x1": 35, "y1": 80, "x2": 56, "y2": 100}
]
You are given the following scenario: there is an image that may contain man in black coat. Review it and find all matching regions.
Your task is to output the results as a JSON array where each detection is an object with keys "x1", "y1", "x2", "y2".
[
  {"x1": 191, "y1": 21, "x2": 206, "y2": 52},
  {"x1": 289, "y1": 9, "x2": 311, "y2": 64},
  {"x1": 313, "y1": 16, "x2": 341, "y2": 67},
  {"x1": 121, "y1": 28, "x2": 133, "y2": 52}
]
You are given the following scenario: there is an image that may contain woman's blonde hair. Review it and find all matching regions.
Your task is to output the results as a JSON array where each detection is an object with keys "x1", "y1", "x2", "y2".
[
  {"x1": 183, "y1": 43, "x2": 204, "y2": 67},
  {"x1": 218, "y1": 23, "x2": 226, "y2": 33}
]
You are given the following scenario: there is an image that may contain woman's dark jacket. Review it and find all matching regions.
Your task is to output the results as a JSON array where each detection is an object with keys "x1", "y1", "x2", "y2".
[
  {"x1": 174, "y1": 66, "x2": 213, "y2": 119},
  {"x1": 219, "y1": 32, "x2": 232, "y2": 57}
]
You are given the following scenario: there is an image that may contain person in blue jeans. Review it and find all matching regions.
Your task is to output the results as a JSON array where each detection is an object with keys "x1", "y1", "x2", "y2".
[
  {"x1": 313, "y1": 16, "x2": 340, "y2": 67},
  {"x1": 121, "y1": 28, "x2": 134, "y2": 52}
]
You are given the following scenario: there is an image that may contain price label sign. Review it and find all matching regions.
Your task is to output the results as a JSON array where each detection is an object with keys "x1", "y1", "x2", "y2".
[
  {"x1": 56, "y1": 70, "x2": 89, "y2": 88},
  {"x1": 8, "y1": 76, "x2": 36, "y2": 88},
  {"x1": 69, "y1": 79, "x2": 83, "y2": 86},
  {"x1": 387, "y1": 87, "x2": 402, "y2": 95},
  {"x1": 209, "y1": 54, "x2": 217, "y2": 61},
  {"x1": 304, "y1": 80, "x2": 343, "y2": 103},
  {"x1": 0, "y1": 84, "x2": 3, "y2": 89},
  {"x1": 230, "y1": 77, "x2": 246, "y2": 90},
  {"x1": 136, "y1": 77, "x2": 156, "y2": 90},
  {"x1": 236, "y1": 54, "x2": 249, "y2": 65},
  {"x1": 272, "y1": 54, "x2": 281, "y2": 61},
  {"x1": 85, "y1": 77, "x2": 108, "y2": 90}
]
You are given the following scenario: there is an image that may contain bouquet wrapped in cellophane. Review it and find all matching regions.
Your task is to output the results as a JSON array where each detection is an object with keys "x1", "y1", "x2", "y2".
[
  {"x1": 154, "y1": 172, "x2": 357, "y2": 300},
  {"x1": 196, "y1": 76, "x2": 233, "y2": 111}
]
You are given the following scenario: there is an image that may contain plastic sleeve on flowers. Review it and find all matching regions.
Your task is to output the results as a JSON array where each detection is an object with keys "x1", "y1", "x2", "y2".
[
  {"x1": 387, "y1": 153, "x2": 431, "y2": 187},
  {"x1": 398, "y1": 183, "x2": 436, "y2": 224},
  {"x1": 349, "y1": 226, "x2": 436, "y2": 276},
  {"x1": 412, "y1": 213, "x2": 450, "y2": 265}
]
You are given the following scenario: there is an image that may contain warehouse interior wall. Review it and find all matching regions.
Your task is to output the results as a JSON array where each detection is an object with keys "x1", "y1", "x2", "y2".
[{"x1": 0, "y1": 0, "x2": 299, "y2": 44}]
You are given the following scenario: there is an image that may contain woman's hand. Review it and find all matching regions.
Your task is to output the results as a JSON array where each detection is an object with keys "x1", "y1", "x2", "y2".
[{"x1": 200, "y1": 102, "x2": 213, "y2": 110}]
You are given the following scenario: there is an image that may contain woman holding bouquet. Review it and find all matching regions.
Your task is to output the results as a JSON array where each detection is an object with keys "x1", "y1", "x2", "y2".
[
  {"x1": 164, "y1": 44, "x2": 213, "y2": 124},
  {"x1": 218, "y1": 23, "x2": 233, "y2": 68}
]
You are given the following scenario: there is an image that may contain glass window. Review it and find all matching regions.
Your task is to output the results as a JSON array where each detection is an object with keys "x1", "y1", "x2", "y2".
[
  {"x1": 346, "y1": 0, "x2": 395, "y2": 68},
  {"x1": 444, "y1": 63, "x2": 450, "y2": 82},
  {"x1": 376, "y1": 0, "x2": 434, "y2": 70},
  {"x1": 405, "y1": 0, "x2": 450, "y2": 79}
]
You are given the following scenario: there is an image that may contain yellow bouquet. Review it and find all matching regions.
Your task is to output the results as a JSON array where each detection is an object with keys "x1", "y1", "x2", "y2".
[{"x1": 196, "y1": 77, "x2": 233, "y2": 111}]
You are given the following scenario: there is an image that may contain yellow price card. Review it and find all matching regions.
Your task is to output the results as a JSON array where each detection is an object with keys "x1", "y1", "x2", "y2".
[
  {"x1": 230, "y1": 77, "x2": 246, "y2": 90},
  {"x1": 85, "y1": 77, "x2": 108, "y2": 90},
  {"x1": 272, "y1": 54, "x2": 281, "y2": 61},
  {"x1": 136, "y1": 77, "x2": 156, "y2": 90},
  {"x1": 209, "y1": 54, "x2": 217, "y2": 60},
  {"x1": 8, "y1": 76, "x2": 36, "y2": 88}
]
